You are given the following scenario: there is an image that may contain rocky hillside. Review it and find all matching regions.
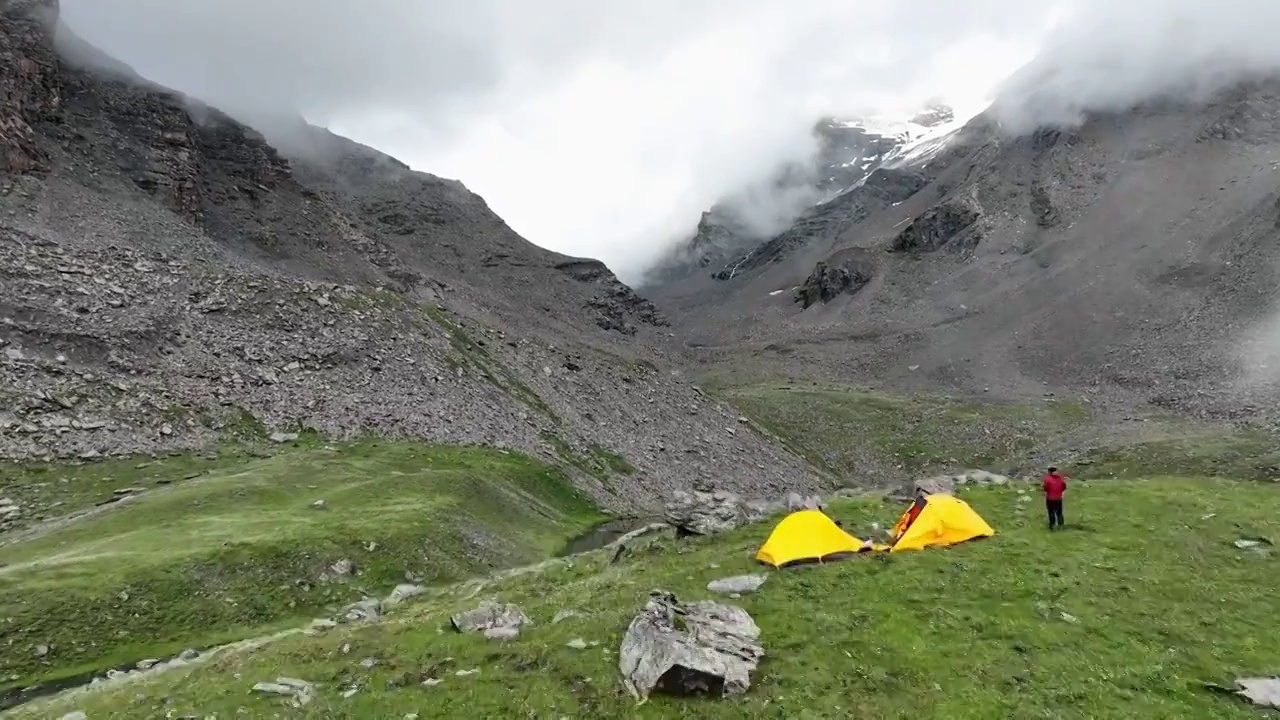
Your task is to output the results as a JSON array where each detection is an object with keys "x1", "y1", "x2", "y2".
[
  {"x1": 0, "y1": 0, "x2": 822, "y2": 510},
  {"x1": 648, "y1": 79, "x2": 1280, "y2": 422},
  {"x1": 643, "y1": 104, "x2": 958, "y2": 288}
]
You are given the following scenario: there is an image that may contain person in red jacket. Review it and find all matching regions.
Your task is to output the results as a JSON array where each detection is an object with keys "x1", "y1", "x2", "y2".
[{"x1": 1042, "y1": 466, "x2": 1068, "y2": 530}]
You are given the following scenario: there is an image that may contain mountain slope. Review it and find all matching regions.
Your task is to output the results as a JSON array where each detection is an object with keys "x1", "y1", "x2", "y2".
[
  {"x1": 0, "y1": 0, "x2": 822, "y2": 510},
  {"x1": 643, "y1": 105, "x2": 961, "y2": 288},
  {"x1": 650, "y1": 80, "x2": 1280, "y2": 422}
]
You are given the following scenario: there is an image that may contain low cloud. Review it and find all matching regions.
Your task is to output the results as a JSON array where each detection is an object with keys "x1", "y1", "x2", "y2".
[
  {"x1": 59, "y1": 1, "x2": 1280, "y2": 281},
  {"x1": 991, "y1": 0, "x2": 1280, "y2": 133}
]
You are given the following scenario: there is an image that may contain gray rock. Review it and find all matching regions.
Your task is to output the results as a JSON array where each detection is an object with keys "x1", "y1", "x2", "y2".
[
  {"x1": 177, "y1": 648, "x2": 199, "y2": 661},
  {"x1": 252, "y1": 677, "x2": 315, "y2": 706},
  {"x1": 915, "y1": 475, "x2": 956, "y2": 495},
  {"x1": 664, "y1": 489, "x2": 775, "y2": 535},
  {"x1": 706, "y1": 574, "x2": 768, "y2": 595},
  {"x1": 270, "y1": 431, "x2": 300, "y2": 444},
  {"x1": 1236, "y1": 677, "x2": 1280, "y2": 708},
  {"x1": 483, "y1": 627, "x2": 521, "y2": 641},
  {"x1": 339, "y1": 598, "x2": 382, "y2": 623},
  {"x1": 785, "y1": 492, "x2": 822, "y2": 511},
  {"x1": 793, "y1": 250, "x2": 875, "y2": 309},
  {"x1": 450, "y1": 600, "x2": 531, "y2": 634},
  {"x1": 618, "y1": 590, "x2": 763, "y2": 701},
  {"x1": 384, "y1": 583, "x2": 426, "y2": 607},
  {"x1": 329, "y1": 558, "x2": 355, "y2": 578},
  {"x1": 566, "y1": 638, "x2": 589, "y2": 650},
  {"x1": 954, "y1": 470, "x2": 1010, "y2": 487},
  {"x1": 552, "y1": 609, "x2": 578, "y2": 624},
  {"x1": 59, "y1": 713, "x2": 87, "y2": 720}
]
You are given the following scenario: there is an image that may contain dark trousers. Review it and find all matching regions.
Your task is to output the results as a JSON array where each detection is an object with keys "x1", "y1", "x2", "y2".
[{"x1": 1046, "y1": 499, "x2": 1064, "y2": 528}]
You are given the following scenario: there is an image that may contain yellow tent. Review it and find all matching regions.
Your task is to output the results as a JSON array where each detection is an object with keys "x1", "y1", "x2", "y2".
[
  {"x1": 755, "y1": 509, "x2": 865, "y2": 567},
  {"x1": 889, "y1": 493, "x2": 994, "y2": 552}
]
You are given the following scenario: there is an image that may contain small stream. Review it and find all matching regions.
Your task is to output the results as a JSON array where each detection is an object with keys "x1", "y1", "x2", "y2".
[
  {"x1": 559, "y1": 516, "x2": 662, "y2": 556},
  {"x1": 0, "y1": 648, "x2": 202, "y2": 712}
]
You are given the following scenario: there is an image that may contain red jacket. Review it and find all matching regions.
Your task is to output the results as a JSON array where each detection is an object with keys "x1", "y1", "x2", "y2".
[{"x1": 1042, "y1": 473, "x2": 1067, "y2": 500}]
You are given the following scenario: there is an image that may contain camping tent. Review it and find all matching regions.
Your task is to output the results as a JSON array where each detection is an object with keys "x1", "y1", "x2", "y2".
[
  {"x1": 889, "y1": 493, "x2": 994, "y2": 552},
  {"x1": 755, "y1": 509, "x2": 865, "y2": 567}
]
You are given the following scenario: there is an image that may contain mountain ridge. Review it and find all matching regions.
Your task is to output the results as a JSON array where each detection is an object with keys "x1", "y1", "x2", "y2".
[
  {"x1": 647, "y1": 80, "x2": 1280, "y2": 423},
  {"x1": 0, "y1": 0, "x2": 823, "y2": 510},
  {"x1": 642, "y1": 104, "x2": 962, "y2": 288}
]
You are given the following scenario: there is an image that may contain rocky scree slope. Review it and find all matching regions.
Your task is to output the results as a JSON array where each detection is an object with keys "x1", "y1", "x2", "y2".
[
  {"x1": 650, "y1": 80, "x2": 1280, "y2": 422},
  {"x1": 0, "y1": 0, "x2": 822, "y2": 511},
  {"x1": 643, "y1": 105, "x2": 956, "y2": 289}
]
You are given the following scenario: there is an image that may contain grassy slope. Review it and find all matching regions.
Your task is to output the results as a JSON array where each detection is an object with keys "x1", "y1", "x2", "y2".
[
  {"x1": 25, "y1": 479, "x2": 1280, "y2": 719},
  {"x1": 719, "y1": 382, "x2": 1280, "y2": 484},
  {"x1": 0, "y1": 440, "x2": 604, "y2": 692},
  {"x1": 722, "y1": 382, "x2": 1090, "y2": 480}
]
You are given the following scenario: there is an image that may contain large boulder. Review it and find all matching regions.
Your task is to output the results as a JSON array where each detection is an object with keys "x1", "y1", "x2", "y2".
[
  {"x1": 706, "y1": 574, "x2": 768, "y2": 595},
  {"x1": 618, "y1": 590, "x2": 763, "y2": 701},
  {"x1": 664, "y1": 489, "x2": 770, "y2": 535},
  {"x1": 450, "y1": 600, "x2": 531, "y2": 635}
]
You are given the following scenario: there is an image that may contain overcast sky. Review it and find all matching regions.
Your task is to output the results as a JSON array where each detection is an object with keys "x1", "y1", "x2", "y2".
[{"x1": 60, "y1": 1, "x2": 1280, "y2": 281}]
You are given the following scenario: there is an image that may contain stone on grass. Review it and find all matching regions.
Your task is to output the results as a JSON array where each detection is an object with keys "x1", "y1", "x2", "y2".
[
  {"x1": 270, "y1": 431, "x2": 299, "y2": 444},
  {"x1": 339, "y1": 598, "x2": 382, "y2": 623},
  {"x1": 1236, "y1": 677, "x2": 1280, "y2": 708},
  {"x1": 785, "y1": 492, "x2": 822, "y2": 511},
  {"x1": 384, "y1": 583, "x2": 426, "y2": 607},
  {"x1": 450, "y1": 600, "x2": 531, "y2": 634},
  {"x1": 664, "y1": 489, "x2": 773, "y2": 535},
  {"x1": 706, "y1": 574, "x2": 768, "y2": 595},
  {"x1": 552, "y1": 609, "x2": 578, "y2": 624},
  {"x1": 483, "y1": 627, "x2": 521, "y2": 641},
  {"x1": 59, "y1": 713, "x2": 87, "y2": 720},
  {"x1": 252, "y1": 677, "x2": 315, "y2": 706},
  {"x1": 329, "y1": 558, "x2": 355, "y2": 578},
  {"x1": 566, "y1": 638, "x2": 589, "y2": 650},
  {"x1": 618, "y1": 590, "x2": 763, "y2": 701},
  {"x1": 1233, "y1": 537, "x2": 1272, "y2": 550}
]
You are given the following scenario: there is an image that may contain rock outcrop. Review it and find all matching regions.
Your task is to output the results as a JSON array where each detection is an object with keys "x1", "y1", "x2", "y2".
[
  {"x1": 0, "y1": 0, "x2": 60, "y2": 174},
  {"x1": 618, "y1": 590, "x2": 763, "y2": 701},
  {"x1": 794, "y1": 249, "x2": 876, "y2": 308},
  {"x1": 450, "y1": 601, "x2": 531, "y2": 635},
  {"x1": 663, "y1": 489, "x2": 774, "y2": 535},
  {"x1": 890, "y1": 198, "x2": 982, "y2": 253}
]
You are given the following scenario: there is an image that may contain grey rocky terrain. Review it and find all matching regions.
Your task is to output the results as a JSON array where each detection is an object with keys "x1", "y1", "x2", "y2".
[
  {"x1": 0, "y1": 0, "x2": 823, "y2": 510},
  {"x1": 643, "y1": 105, "x2": 957, "y2": 288},
  {"x1": 646, "y1": 79, "x2": 1280, "y2": 423}
]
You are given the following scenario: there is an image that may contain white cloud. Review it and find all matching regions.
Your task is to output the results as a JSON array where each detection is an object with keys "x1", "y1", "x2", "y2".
[{"x1": 59, "y1": 0, "x2": 1280, "y2": 281}]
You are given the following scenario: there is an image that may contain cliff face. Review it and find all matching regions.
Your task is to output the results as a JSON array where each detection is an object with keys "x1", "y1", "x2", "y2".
[
  {"x1": 642, "y1": 105, "x2": 960, "y2": 289},
  {"x1": 1, "y1": 0, "x2": 60, "y2": 173},
  {"x1": 0, "y1": 0, "x2": 823, "y2": 509}
]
